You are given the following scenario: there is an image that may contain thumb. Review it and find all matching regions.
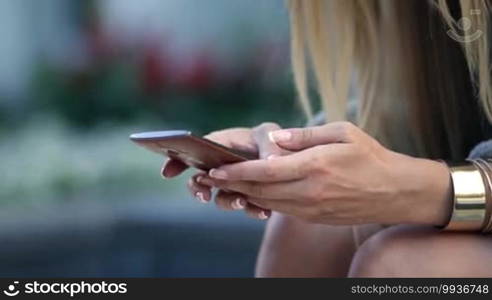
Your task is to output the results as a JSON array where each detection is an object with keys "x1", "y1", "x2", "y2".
[
  {"x1": 268, "y1": 122, "x2": 357, "y2": 150},
  {"x1": 252, "y1": 123, "x2": 290, "y2": 159}
]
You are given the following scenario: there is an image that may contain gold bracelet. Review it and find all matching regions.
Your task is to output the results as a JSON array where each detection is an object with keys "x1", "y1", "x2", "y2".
[
  {"x1": 470, "y1": 159, "x2": 492, "y2": 233},
  {"x1": 444, "y1": 162, "x2": 487, "y2": 231},
  {"x1": 476, "y1": 159, "x2": 492, "y2": 233}
]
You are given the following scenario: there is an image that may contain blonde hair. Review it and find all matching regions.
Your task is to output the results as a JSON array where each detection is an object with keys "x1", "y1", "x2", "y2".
[
  {"x1": 438, "y1": 0, "x2": 491, "y2": 116},
  {"x1": 288, "y1": 0, "x2": 491, "y2": 158}
]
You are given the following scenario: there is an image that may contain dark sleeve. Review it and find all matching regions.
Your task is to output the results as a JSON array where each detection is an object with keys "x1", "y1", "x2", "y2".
[{"x1": 468, "y1": 140, "x2": 492, "y2": 160}]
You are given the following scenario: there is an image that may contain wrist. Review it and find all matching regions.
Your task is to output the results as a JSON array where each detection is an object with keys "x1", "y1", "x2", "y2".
[
  {"x1": 419, "y1": 159, "x2": 453, "y2": 226},
  {"x1": 392, "y1": 154, "x2": 453, "y2": 226}
]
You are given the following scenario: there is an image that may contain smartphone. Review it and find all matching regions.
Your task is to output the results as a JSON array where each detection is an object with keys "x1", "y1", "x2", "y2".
[{"x1": 129, "y1": 130, "x2": 256, "y2": 170}]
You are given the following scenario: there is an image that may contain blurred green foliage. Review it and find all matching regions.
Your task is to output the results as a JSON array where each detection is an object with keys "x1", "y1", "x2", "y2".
[
  {"x1": 32, "y1": 61, "x2": 146, "y2": 128},
  {"x1": 31, "y1": 58, "x2": 305, "y2": 135}
]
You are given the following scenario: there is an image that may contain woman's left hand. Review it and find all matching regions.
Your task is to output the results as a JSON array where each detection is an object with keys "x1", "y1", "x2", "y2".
[{"x1": 199, "y1": 122, "x2": 452, "y2": 226}]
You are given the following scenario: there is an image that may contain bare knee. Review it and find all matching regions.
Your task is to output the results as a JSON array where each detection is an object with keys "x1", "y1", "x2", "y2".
[
  {"x1": 348, "y1": 225, "x2": 424, "y2": 277},
  {"x1": 348, "y1": 225, "x2": 492, "y2": 277}
]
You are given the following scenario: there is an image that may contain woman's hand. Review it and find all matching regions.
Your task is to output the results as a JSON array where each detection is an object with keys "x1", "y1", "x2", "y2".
[
  {"x1": 161, "y1": 123, "x2": 289, "y2": 220},
  {"x1": 199, "y1": 122, "x2": 452, "y2": 226}
]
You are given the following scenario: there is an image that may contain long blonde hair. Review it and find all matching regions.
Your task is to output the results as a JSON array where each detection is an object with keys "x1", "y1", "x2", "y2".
[{"x1": 289, "y1": 0, "x2": 491, "y2": 160}]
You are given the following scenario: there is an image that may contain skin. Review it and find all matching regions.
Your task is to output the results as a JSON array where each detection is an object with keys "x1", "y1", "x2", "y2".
[{"x1": 162, "y1": 122, "x2": 492, "y2": 277}]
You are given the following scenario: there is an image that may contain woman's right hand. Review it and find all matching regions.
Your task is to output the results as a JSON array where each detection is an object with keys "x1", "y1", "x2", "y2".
[{"x1": 161, "y1": 123, "x2": 286, "y2": 220}]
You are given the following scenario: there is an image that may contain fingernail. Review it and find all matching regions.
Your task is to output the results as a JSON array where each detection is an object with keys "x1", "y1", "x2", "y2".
[
  {"x1": 266, "y1": 154, "x2": 278, "y2": 160},
  {"x1": 195, "y1": 175, "x2": 203, "y2": 183},
  {"x1": 232, "y1": 198, "x2": 246, "y2": 210},
  {"x1": 195, "y1": 192, "x2": 208, "y2": 204},
  {"x1": 209, "y1": 168, "x2": 228, "y2": 180},
  {"x1": 160, "y1": 167, "x2": 168, "y2": 179},
  {"x1": 258, "y1": 211, "x2": 270, "y2": 220},
  {"x1": 269, "y1": 131, "x2": 292, "y2": 143}
]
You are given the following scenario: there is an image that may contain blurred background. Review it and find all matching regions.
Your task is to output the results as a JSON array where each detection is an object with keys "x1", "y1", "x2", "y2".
[{"x1": 0, "y1": 0, "x2": 305, "y2": 276}]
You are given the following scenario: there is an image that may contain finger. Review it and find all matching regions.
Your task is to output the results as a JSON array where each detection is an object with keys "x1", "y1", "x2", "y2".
[
  {"x1": 214, "y1": 190, "x2": 271, "y2": 218},
  {"x1": 204, "y1": 128, "x2": 258, "y2": 154},
  {"x1": 268, "y1": 121, "x2": 359, "y2": 150},
  {"x1": 246, "y1": 197, "x2": 306, "y2": 217},
  {"x1": 200, "y1": 176, "x2": 306, "y2": 200},
  {"x1": 208, "y1": 153, "x2": 307, "y2": 182},
  {"x1": 187, "y1": 173, "x2": 212, "y2": 203},
  {"x1": 244, "y1": 204, "x2": 271, "y2": 220},
  {"x1": 161, "y1": 159, "x2": 188, "y2": 178},
  {"x1": 252, "y1": 123, "x2": 285, "y2": 159},
  {"x1": 214, "y1": 190, "x2": 247, "y2": 211}
]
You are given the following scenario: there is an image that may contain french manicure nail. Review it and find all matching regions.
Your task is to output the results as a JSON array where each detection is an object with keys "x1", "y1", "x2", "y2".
[
  {"x1": 160, "y1": 167, "x2": 168, "y2": 179},
  {"x1": 232, "y1": 198, "x2": 246, "y2": 210},
  {"x1": 269, "y1": 131, "x2": 292, "y2": 143},
  {"x1": 258, "y1": 211, "x2": 270, "y2": 220},
  {"x1": 209, "y1": 168, "x2": 228, "y2": 180},
  {"x1": 195, "y1": 192, "x2": 208, "y2": 204}
]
